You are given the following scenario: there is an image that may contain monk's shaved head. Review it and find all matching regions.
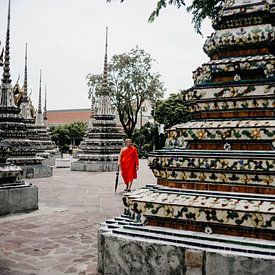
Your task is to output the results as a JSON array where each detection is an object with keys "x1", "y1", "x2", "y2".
[{"x1": 125, "y1": 139, "x2": 133, "y2": 146}]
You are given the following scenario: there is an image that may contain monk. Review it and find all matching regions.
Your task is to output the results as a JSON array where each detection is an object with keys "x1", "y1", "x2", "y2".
[{"x1": 118, "y1": 139, "x2": 139, "y2": 191}]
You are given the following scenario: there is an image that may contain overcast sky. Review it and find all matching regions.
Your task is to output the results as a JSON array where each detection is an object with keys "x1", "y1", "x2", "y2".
[{"x1": 0, "y1": 0, "x2": 213, "y2": 110}]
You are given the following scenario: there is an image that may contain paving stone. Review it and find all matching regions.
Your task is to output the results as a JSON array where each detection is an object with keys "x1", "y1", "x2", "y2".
[
  {"x1": 0, "y1": 159, "x2": 154, "y2": 274},
  {"x1": 65, "y1": 266, "x2": 78, "y2": 273}
]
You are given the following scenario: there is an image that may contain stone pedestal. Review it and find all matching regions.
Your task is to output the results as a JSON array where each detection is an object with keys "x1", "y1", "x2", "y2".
[
  {"x1": 71, "y1": 160, "x2": 117, "y2": 172},
  {"x1": 98, "y1": 217, "x2": 275, "y2": 275},
  {"x1": 37, "y1": 152, "x2": 55, "y2": 167},
  {"x1": 98, "y1": 231, "x2": 275, "y2": 275},
  {"x1": 20, "y1": 164, "x2": 53, "y2": 178},
  {"x1": 0, "y1": 184, "x2": 38, "y2": 216},
  {"x1": 56, "y1": 158, "x2": 71, "y2": 168}
]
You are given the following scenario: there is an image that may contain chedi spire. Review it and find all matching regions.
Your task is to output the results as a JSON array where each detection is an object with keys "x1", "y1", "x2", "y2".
[
  {"x1": 96, "y1": 27, "x2": 112, "y2": 116},
  {"x1": 43, "y1": 85, "x2": 48, "y2": 127},
  {"x1": 35, "y1": 70, "x2": 44, "y2": 126},
  {"x1": 2, "y1": 0, "x2": 11, "y2": 84},
  {"x1": 0, "y1": 0, "x2": 16, "y2": 108},
  {"x1": 23, "y1": 43, "x2": 28, "y2": 102}
]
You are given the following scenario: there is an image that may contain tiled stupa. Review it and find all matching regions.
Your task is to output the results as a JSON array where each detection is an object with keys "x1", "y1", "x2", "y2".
[
  {"x1": 19, "y1": 48, "x2": 56, "y2": 155},
  {"x1": 18, "y1": 48, "x2": 57, "y2": 167},
  {"x1": 0, "y1": 1, "x2": 37, "y2": 217},
  {"x1": 71, "y1": 28, "x2": 124, "y2": 172},
  {"x1": 0, "y1": 1, "x2": 52, "y2": 178},
  {"x1": 33, "y1": 72, "x2": 57, "y2": 155},
  {"x1": 99, "y1": 1, "x2": 275, "y2": 273}
]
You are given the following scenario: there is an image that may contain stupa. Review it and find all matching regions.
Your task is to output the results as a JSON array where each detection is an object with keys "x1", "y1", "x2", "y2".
[
  {"x1": 0, "y1": 1, "x2": 52, "y2": 178},
  {"x1": 99, "y1": 1, "x2": 275, "y2": 274},
  {"x1": 18, "y1": 47, "x2": 56, "y2": 167},
  {"x1": 0, "y1": 3, "x2": 37, "y2": 216},
  {"x1": 34, "y1": 72, "x2": 57, "y2": 154},
  {"x1": 0, "y1": 2, "x2": 38, "y2": 216},
  {"x1": 20, "y1": 47, "x2": 55, "y2": 153},
  {"x1": 71, "y1": 28, "x2": 124, "y2": 172}
]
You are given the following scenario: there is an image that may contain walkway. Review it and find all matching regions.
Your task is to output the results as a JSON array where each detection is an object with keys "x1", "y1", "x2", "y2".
[{"x1": 0, "y1": 159, "x2": 156, "y2": 275}]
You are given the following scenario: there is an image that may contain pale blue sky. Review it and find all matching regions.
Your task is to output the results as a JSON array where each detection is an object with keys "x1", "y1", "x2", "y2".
[{"x1": 0, "y1": 0, "x2": 213, "y2": 110}]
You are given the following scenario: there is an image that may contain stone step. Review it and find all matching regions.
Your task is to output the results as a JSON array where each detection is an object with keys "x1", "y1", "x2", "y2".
[{"x1": 101, "y1": 216, "x2": 275, "y2": 258}]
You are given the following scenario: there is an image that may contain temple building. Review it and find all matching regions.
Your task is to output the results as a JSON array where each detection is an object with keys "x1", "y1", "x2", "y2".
[
  {"x1": 0, "y1": 1, "x2": 52, "y2": 178},
  {"x1": 99, "y1": 1, "x2": 275, "y2": 274},
  {"x1": 0, "y1": 0, "x2": 38, "y2": 217},
  {"x1": 71, "y1": 28, "x2": 124, "y2": 172}
]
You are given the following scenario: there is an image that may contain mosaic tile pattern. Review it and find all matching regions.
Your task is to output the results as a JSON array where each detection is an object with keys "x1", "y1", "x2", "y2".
[
  {"x1": 124, "y1": 186, "x2": 275, "y2": 232},
  {"x1": 193, "y1": 55, "x2": 275, "y2": 85},
  {"x1": 214, "y1": 0, "x2": 275, "y2": 29},
  {"x1": 184, "y1": 84, "x2": 275, "y2": 101},
  {"x1": 204, "y1": 24, "x2": 275, "y2": 56},
  {"x1": 187, "y1": 97, "x2": 275, "y2": 113},
  {"x1": 165, "y1": 119, "x2": 275, "y2": 148}
]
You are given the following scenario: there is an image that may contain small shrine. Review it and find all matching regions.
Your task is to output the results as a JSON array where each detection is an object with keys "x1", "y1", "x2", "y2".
[
  {"x1": 71, "y1": 28, "x2": 124, "y2": 172},
  {"x1": 99, "y1": 1, "x2": 275, "y2": 274},
  {"x1": 0, "y1": 1, "x2": 52, "y2": 178}
]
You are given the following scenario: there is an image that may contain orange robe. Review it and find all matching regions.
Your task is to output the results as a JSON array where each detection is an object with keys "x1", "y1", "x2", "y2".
[{"x1": 120, "y1": 146, "x2": 139, "y2": 185}]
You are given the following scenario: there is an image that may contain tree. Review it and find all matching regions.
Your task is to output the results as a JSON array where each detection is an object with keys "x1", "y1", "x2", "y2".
[
  {"x1": 133, "y1": 122, "x2": 165, "y2": 157},
  {"x1": 67, "y1": 122, "x2": 87, "y2": 146},
  {"x1": 50, "y1": 122, "x2": 87, "y2": 150},
  {"x1": 51, "y1": 126, "x2": 70, "y2": 148},
  {"x1": 87, "y1": 47, "x2": 165, "y2": 138},
  {"x1": 154, "y1": 92, "x2": 189, "y2": 129},
  {"x1": 107, "y1": 0, "x2": 224, "y2": 33}
]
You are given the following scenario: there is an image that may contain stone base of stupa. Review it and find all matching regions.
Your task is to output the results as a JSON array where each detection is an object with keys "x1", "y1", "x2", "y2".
[
  {"x1": 37, "y1": 152, "x2": 56, "y2": 167},
  {"x1": 20, "y1": 163, "x2": 53, "y2": 178},
  {"x1": 7, "y1": 157, "x2": 53, "y2": 178},
  {"x1": 0, "y1": 183, "x2": 38, "y2": 216},
  {"x1": 98, "y1": 216, "x2": 275, "y2": 275},
  {"x1": 71, "y1": 160, "x2": 118, "y2": 172}
]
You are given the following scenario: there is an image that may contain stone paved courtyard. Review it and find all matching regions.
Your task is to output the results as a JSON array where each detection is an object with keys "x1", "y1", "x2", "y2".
[{"x1": 0, "y1": 159, "x2": 155, "y2": 275}]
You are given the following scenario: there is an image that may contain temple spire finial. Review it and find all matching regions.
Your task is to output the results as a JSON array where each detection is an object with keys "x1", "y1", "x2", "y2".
[
  {"x1": 0, "y1": 43, "x2": 4, "y2": 67},
  {"x1": 102, "y1": 26, "x2": 109, "y2": 95},
  {"x1": 35, "y1": 70, "x2": 44, "y2": 126},
  {"x1": 37, "y1": 70, "x2": 42, "y2": 114},
  {"x1": 43, "y1": 84, "x2": 48, "y2": 127},
  {"x1": 44, "y1": 85, "x2": 47, "y2": 116},
  {"x1": 23, "y1": 43, "x2": 28, "y2": 102},
  {"x1": 2, "y1": 0, "x2": 11, "y2": 84}
]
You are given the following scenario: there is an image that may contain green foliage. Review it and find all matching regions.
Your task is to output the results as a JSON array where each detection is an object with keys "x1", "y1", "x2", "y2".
[
  {"x1": 133, "y1": 122, "x2": 165, "y2": 157},
  {"x1": 107, "y1": 0, "x2": 224, "y2": 34},
  {"x1": 87, "y1": 47, "x2": 165, "y2": 138},
  {"x1": 50, "y1": 121, "x2": 87, "y2": 147},
  {"x1": 147, "y1": 0, "x2": 185, "y2": 22},
  {"x1": 154, "y1": 92, "x2": 189, "y2": 129},
  {"x1": 66, "y1": 121, "x2": 87, "y2": 138},
  {"x1": 187, "y1": 0, "x2": 223, "y2": 34}
]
